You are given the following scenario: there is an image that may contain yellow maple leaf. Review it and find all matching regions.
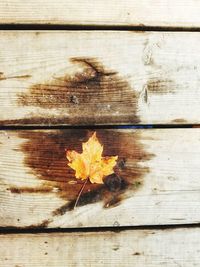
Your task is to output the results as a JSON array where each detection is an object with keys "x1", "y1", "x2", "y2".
[{"x1": 66, "y1": 132, "x2": 118, "y2": 184}]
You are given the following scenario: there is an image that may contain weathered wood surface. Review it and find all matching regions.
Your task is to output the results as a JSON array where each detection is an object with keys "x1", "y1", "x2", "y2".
[
  {"x1": 0, "y1": 228, "x2": 199, "y2": 266},
  {"x1": 0, "y1": 128, "x2": 200, "y2": 228},
  {"x1": 1, "y1": 31, "x2": 200, "y2": 125},
  {"x1": 0, "y1": 0, "x2": 200, "y2": 27}
]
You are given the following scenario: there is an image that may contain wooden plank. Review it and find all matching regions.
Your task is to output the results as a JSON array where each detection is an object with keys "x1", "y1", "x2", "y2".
[
  {"x1": 0, "y1": 0, "x2": 200, "y2": 27},
  {"x1": 0, "y1": 228, "x2": 200, "y2": 266},
  {"x1": 0, "y1": 128, "x2": 200, "y2": 228},
  {"x1": 1, "y1": 31, "x2": 200, "y2": 125}
]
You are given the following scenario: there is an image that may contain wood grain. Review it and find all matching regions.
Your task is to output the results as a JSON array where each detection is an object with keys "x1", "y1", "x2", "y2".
[
  {"x1": 1, "y1": 31, "x2": 200, "y2": 125},
  {"x1": 0, "y1": 128, "x2": 200, "y2": 228},
  {"x1": 0, "y1": 0, "x2": 200, "y2": 27},
  {"x1": 0, "y1": 228, "x2": 200, "y2": 266}
]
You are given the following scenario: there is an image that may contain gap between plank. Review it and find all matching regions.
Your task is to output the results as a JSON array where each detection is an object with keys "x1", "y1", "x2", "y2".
[
  {"x1": 0, "y1": 124, "x2": 197, "y2": 131},
  {"x1": 1, "y1": 24, "x2": 200, "y2": 32},
  {"x1": 1, "y1": 223, "x2": 200, "y2": 235}
]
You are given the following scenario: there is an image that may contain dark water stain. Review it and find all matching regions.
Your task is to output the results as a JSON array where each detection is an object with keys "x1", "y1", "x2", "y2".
[
  {"x1": 28, "y1": 219, "x2": 51, "y2": 228},
  {"x1": 9, "y1": 130, "x2": 153, "y2": 220},
  {"x1": 0, "y1": 57, "x2": 177, "y2": 126},
  {"x1": 16, "y1": 57, "x2": 140, "y2": 125},
  {"x1": 4, "y1": 219, "x2": 52, "y2": 230}
]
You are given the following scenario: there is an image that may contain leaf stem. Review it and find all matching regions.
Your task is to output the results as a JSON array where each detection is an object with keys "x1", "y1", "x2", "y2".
[{"x1": 74, "y1": 177, "x2": 89, "y2": 209}]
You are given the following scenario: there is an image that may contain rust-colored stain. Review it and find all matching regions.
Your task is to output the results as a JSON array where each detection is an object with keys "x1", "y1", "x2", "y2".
[
  {"x1": 16, "y1": 57, "x2": 140, "y2": 124},
  {"x1": 9, "y1": 130, "x2": 153, "y2": 220},
  {"x1": 146, "y1": 79, "x2": 175, "y2": 95},
  {"x1": 133, "y1": 252, "x2": 141, "y2": 256},
  {"x1": 171, "y1": 118, "x2": 188, "y2": 124},
  {"x1": 9, "y1": 186, "x2": 53, "y2": 194}
]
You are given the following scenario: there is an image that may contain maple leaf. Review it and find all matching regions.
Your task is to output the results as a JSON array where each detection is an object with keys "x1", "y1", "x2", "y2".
[{"x1": 66, "y1": 132, "x2": 118, "y2": 184}]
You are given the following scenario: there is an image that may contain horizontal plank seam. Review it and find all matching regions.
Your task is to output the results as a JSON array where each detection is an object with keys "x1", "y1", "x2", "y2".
[
  {"x1": 0, "y1": 124, "x2": 197, "y2": 131},
  {"x1": 1, "y1": 24, "x2": 200, "y2": 32},
  {"x1": 1, "y1": 223, "x2": 200, "y2": 235}
]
